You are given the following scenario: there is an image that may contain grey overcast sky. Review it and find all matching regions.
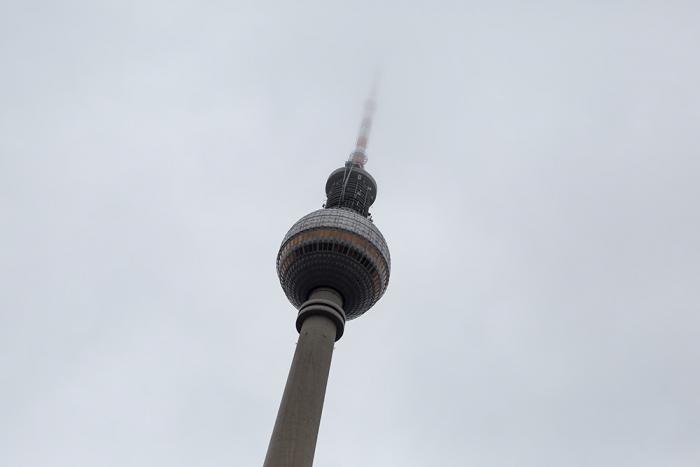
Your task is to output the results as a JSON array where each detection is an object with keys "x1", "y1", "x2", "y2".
[{"x1": 1, "y1": 1, "x2": 699, "y2": 466}]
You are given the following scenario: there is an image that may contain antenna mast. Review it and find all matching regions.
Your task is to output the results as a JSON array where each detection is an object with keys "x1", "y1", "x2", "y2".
[{"x1": 349, "y1": 80, "x2": 378, "y2": 168}]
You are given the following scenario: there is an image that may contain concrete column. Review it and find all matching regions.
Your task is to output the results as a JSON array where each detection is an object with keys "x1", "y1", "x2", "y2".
[{"x1": 263, "y1": 289, "x2": 345, "y2": 467}]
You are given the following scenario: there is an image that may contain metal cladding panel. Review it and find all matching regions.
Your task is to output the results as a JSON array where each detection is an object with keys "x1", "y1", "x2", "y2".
[
  {"x1": 281, "y1": 208, "x2": 390, "y2": 262},
  {"x1": 277, "y1": 208, "x2": 391, "y2": 319}
]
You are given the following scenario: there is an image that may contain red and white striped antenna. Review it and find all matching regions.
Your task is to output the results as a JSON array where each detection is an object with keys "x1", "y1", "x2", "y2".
[{"x1": 349, "y1": 77, "x2": 379, "y2": 168}]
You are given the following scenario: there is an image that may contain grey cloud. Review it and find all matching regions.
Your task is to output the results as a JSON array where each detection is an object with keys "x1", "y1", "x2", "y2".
[{"x1": 1, "y1": 1, "x2": 698, "y2": 466}]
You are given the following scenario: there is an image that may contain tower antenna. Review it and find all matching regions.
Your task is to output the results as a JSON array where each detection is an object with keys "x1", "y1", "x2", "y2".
[{"x1": 349, "y1": 76, "x2": 379, "y2": 168}]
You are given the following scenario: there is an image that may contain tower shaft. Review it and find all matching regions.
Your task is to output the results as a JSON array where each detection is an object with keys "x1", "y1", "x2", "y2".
[{"x1": 263, "y1": 289, "x2": 344, "y2": 467}]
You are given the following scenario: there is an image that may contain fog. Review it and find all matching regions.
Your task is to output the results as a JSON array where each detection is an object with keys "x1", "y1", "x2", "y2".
[{"x1": 1, "y1": 1, "x2": 699, "y2": 466}]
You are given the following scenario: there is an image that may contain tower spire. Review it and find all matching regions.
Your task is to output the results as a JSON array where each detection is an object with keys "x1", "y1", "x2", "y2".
[{"x1": 349, "y1": 79, "x2": 378, "y2": 168}]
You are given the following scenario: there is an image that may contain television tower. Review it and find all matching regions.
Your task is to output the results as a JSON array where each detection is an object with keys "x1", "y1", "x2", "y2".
[{"x1": 264, "y1": 87, "x2": 391, "y2": 467}]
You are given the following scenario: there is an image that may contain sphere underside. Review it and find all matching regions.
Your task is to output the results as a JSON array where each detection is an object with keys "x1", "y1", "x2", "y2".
[{"x1": 277, "y1": 208, "x2": 391, "y2": 319}]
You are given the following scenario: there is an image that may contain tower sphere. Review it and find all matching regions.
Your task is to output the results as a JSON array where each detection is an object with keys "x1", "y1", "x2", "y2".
[{"x1": 277, "y1": 207, "x2": 390, "y2": 319}]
